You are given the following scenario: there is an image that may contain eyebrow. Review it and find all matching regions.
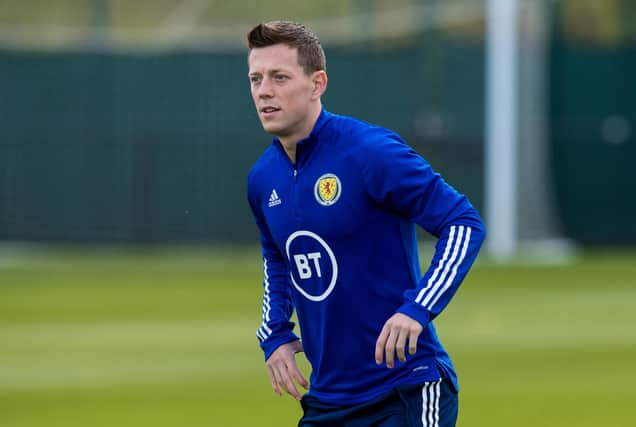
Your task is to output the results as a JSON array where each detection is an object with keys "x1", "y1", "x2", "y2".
[{"x1": 248, "y1": 68, "x2": 289, "y2": 76}]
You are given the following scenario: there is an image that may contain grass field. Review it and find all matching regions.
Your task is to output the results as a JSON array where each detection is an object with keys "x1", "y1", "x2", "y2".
[{"x1": 1, "y1": 246, "x2": 635, "y2": 427}]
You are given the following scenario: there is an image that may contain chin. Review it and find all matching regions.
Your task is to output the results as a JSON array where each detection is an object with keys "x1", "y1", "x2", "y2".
[{"x1": 261, "y1": 122, "x2": 285, "y2": 136}]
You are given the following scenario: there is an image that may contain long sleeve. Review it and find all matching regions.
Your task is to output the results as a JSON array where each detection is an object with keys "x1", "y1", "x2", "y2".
[
  {"x1": 359, "y1": 130, "x2": 486, "y2": 326},
  {"x1": 248, "y1": 178, "x2": 299, "y2": 360},
  {"x1": 399, "y1": 222, "x2": 484, "y2": 324}
]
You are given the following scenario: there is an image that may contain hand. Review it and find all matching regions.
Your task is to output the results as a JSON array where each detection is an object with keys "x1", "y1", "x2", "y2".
[
  {"x1": 265, "y1": 340, "x2": 309, "y2": 400},
  {"x1": 375, "y1": 313, "x2": 423, "y2": 369}
]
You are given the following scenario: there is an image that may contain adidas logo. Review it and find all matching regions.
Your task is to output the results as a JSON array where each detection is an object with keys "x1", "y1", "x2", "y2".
[{"x1": 268, "y1": 189, "x2": 282, "y2": 207}]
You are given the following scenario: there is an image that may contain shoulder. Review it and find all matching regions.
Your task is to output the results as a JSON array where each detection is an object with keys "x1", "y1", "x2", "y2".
[
  {"x1": 326, "y1": 112, "x2": 392, "y2": 139},
  {"x1": 325, "y1": 113, "x2": 411, "y2": 168},
  {"x1": 247, "y1": 144, "x2": 278, "y2": 204},
  {"x1": 325, "y1": 112, "x2": 406, "y2": 154},
  {"x1": 248, "y1": 143, "x2": 278, "y2": 179}
]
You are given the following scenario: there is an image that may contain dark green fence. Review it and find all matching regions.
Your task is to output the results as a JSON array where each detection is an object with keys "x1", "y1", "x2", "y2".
[
  {"x1": 2, "y1": 29, "x2": 634, "y2": 245},
  {"x1": 0, "y1": 52, "x2": 262, "y2": 243},
  {"x1": 0, "y1": 38, "x2": 484, "y2": 244},
  {"x1": 550, "y1": 41, "x2": 636, "y2": 244}
]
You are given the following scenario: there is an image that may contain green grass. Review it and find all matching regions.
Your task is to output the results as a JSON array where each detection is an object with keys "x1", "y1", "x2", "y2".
[{"x1": 1, "y1": 247, "x2": 635, "y2": 426}]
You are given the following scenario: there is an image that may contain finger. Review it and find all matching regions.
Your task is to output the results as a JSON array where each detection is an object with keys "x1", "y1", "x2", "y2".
[
  {"x1": 281, "y1": 365, "x2": 302, "y2": 400},
  {"x1": 384, "y1": 328, "x2": 399, "y2": 369},
  {"x1": 272, "y1": 362, "x2": 293, "y2": 396},
  {"x1": 395, "y1": 328, "x2": 408, "y2": 363},
  {"x1": 267, "y1": 365, "x2": 282, "y2": 396},
  {"x1": 375, "y1": 324, "x2": 390, "y2": 364},
  {"x1": 408, "y1": 327, "x2": 420, "y2": 355},
  {"x1": 289, "y1": 361, "x2": 309, "y2": 389}
]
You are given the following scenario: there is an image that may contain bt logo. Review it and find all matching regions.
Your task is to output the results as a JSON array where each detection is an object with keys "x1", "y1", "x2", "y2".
[
  {"x1": 293, "y1": 253, "x2": 322, "y2": 279},
  {"x1": 285, "y1": 230, "x2": 338, "y2": 302}
]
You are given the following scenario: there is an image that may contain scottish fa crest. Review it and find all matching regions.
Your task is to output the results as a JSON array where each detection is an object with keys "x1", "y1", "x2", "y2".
[{"x1": 314, "y1": 173, "x2": 342, "y2": 206}]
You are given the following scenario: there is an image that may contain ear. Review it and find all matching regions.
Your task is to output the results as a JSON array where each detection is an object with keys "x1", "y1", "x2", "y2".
[{"x1": 311, "y1": 71, "x2": 328, "y2": 100}]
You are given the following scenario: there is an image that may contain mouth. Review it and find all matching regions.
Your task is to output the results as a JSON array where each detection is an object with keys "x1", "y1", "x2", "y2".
[{"x1": 260, "y1": 106, "x2": 281, "y2": 116}]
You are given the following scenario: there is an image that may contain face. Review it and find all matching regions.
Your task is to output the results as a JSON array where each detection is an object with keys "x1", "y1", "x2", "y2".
[{"x1": 248, "y1": 44, "x2": 325, "y2": 143}]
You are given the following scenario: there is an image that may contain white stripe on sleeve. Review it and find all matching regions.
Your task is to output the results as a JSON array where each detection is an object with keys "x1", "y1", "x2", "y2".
[
  {"x1": 257, "y1": 258, "x2": 273, "y2": 342},
  {"x1": 262, "y1": 259, "x2": 272, "y2": 322},
  {"x1": 425, "y1": 227, "x2": 472, "y2": 310},
  {"x1": 415, "y1": 226, "x2": 457, "y2": 304},
  {"x1": 419, "y1": 225, "x2": 465, "y2": 308}
]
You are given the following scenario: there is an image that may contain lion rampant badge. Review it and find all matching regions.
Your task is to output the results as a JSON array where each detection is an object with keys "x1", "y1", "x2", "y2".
[{"x1": 314, "y1": 173, "x2": 342, "y2": 206}]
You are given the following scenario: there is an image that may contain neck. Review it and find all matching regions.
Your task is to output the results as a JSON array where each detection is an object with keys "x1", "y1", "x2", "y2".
[
  {"x1": 279, "y1": 103, "x2": 322, "y2": 164},
  {"x1": 280, "y1": 142, "x2": 297, "y2": 164}
]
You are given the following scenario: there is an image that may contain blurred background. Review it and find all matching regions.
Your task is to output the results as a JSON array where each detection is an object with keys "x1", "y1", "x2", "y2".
[{"x1": 0, "y1": 1, "x2": 634, "y2": 426}]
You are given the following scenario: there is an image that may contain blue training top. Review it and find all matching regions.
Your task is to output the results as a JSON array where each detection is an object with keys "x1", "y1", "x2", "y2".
[{"x1": 247, "y1": 109, "x2": 486, "y2": 405}]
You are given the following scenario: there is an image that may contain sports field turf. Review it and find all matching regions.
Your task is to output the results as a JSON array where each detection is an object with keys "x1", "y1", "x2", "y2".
[{"x1": 0, "y1": 247, "x2": 634, "y2": 426}]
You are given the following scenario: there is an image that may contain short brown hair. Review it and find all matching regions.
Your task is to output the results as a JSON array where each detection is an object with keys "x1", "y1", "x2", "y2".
[{"x1": 247, "y1": 21, "x2": 326, "y2": 75}]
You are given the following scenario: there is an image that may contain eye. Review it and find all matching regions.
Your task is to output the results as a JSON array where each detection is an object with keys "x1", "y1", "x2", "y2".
[
  {"x1": 249, "y1": 75, "x2": 261, "y2": 84},
  {"x1": 274, "y1": 74, "x2": 289, "y2": 82}
]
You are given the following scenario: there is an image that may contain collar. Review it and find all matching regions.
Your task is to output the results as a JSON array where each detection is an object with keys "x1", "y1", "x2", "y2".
[{"x1": 273, "y1": 108, "x2": 333, "y2": 168}]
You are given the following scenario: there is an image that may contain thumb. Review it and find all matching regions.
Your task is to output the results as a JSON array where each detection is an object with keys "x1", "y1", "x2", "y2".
[{"x1": 292, "y1": 339, "x2": 304, "y2": 354}]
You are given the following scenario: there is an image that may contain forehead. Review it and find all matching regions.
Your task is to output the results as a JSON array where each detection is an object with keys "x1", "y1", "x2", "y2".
[{"x1": 248, "y1": 44, "x2": 301, "y2": 73}]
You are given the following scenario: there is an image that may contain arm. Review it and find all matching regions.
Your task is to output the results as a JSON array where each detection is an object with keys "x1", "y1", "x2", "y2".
[
  {"x1": 398, "y1": 220, "x2": 484, "y2": 325},
  {"x1": 248, "y1": 179, "x2": 308, "y2": 399},
  {"x1": 360, "y1": 131, "x2": 486, "y2": 367},
  {"x1": 253, "y1": 219, "x2": 298, "y2": 359},
  {"x1": 376, "y1": 221, "x2": 484, "y2": 368}
]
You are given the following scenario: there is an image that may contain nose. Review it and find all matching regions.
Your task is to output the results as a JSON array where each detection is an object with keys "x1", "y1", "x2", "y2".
[{"x1": 257, "y1": 77, "x2": 274, "y2": 98}]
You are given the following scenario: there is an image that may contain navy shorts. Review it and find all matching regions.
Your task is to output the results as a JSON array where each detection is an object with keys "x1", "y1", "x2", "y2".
[{"x1": 299, "y1": 378, "x2": 458, "y2": 427}]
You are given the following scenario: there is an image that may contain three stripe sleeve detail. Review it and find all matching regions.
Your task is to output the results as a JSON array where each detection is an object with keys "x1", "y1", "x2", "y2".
[
  {"x1": 256, "y1": 258, "x2": 273, "y2": 342},
  {"x1": 415, "y1": 225, "x2": 472, "y2": 311}
]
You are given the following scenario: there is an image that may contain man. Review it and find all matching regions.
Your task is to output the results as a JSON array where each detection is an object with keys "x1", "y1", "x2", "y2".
[{"x1": 246, "y1": 21, "x2": 485, "y2": 427}]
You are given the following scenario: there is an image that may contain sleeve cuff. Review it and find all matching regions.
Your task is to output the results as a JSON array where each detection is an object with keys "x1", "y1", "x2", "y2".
[
  {"x1": 397, "y1": 301, "x2": 431, "y2": 327},
  {"x1": 261, "y1": 332, "x2": 300, "y2": 361}
]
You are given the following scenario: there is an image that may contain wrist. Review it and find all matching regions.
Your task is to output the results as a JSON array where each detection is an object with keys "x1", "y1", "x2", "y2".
[{"x1": 396, "y1": 302, "x2": 431, "y2": 327}]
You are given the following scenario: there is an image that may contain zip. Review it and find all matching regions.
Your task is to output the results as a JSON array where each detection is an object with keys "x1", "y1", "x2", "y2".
[
  {"x1": 274, "y1": 139, "x2": 302, "y2": 225},
  {"x1": 292, "y1": 169, "x2": 300, "y2": 224}
]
